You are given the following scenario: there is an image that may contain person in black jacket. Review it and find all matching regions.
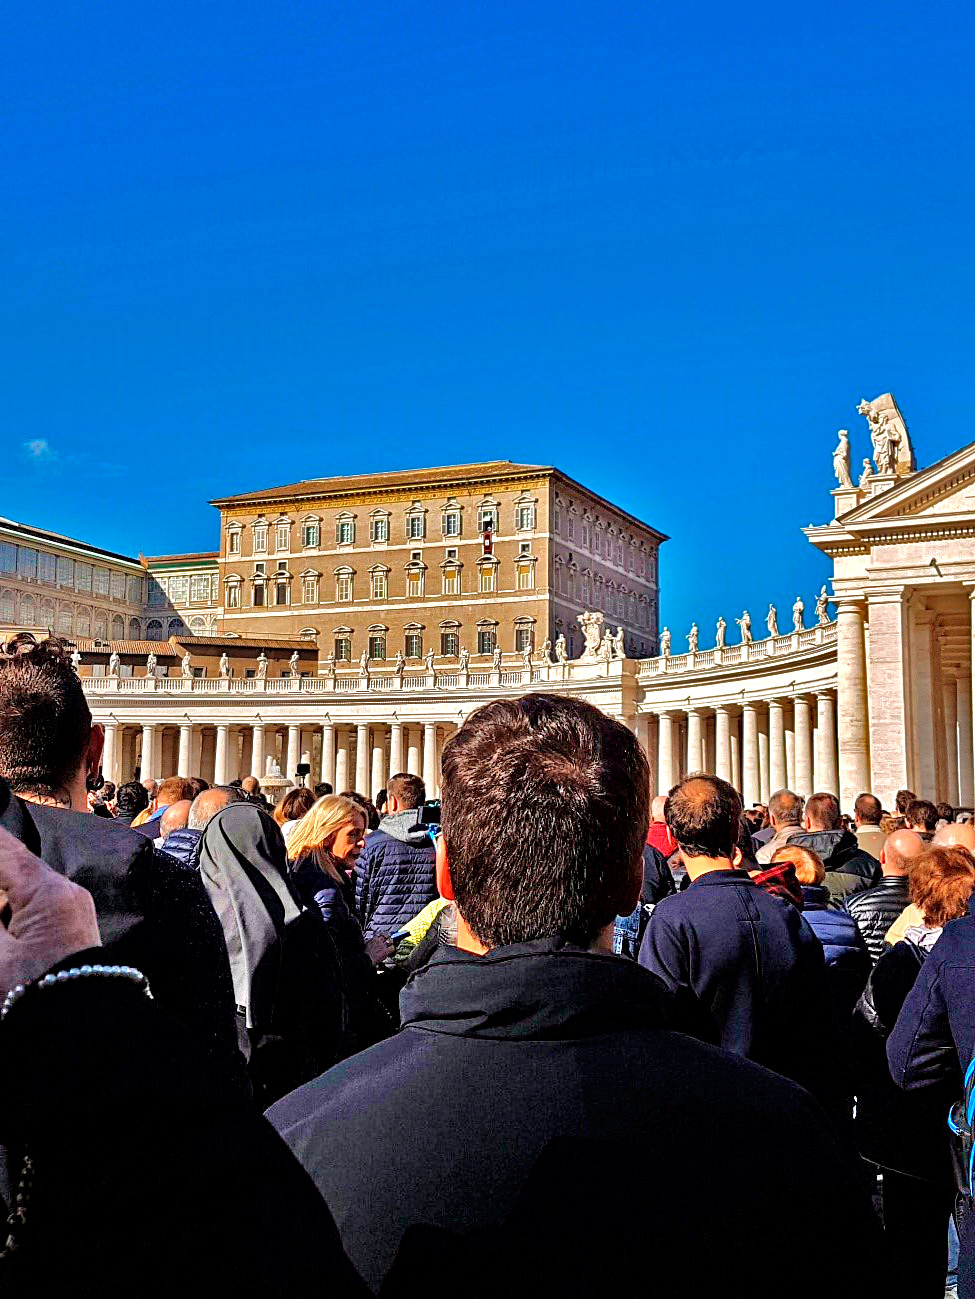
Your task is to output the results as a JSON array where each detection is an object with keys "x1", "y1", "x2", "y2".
[
  {"x1": 852, "y1": 845, "x2": 975, "y2": 1298},
  {"x1": 268, "y1": 694, "x2": 882, "y2": 1296},
  {"x1": 0, "y1": 824, "x2": 368, "y2": 1299},
  {"x1": 847, "y1": 827, "x2": 923, "y2": 962},
  {"x1": 791, "y1": 791, "x2": 882, "y2": 907}
]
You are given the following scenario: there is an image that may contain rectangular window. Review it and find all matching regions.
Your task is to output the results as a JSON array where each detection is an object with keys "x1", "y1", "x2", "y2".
[
  {"x1": 334, "y1": 637, "x2": 351, "y2": 662},
  {"x1": 336, "y1": 519, "x2": 354, "y2": 546},
  {"x1": 582, "y1": 525, "x2": 591, "y2": 549},
  {"x1": 516, "y1": 505, "x2": 535, "y2": 530},
  {"x1": 442, "y1": 512, "x2": 460, "y2": 537},
  {"x1": 594, "y1": 531, "x2": 601, "y2": 555},
  {"x1": 253, "y1": 583, "x2": 265, "y2": 607},
  {"x1": 227, "y1": 585, "x2": 241, "y2": 609},
  {"x1": 407, "y1": 515, "x2": 424, "y2": 540},
  {"x1": 479, "y1": 567, "x2": 495, "y2": 593},
  {"x1": 440, "y1": 631, "x2": 459, "y2": 658},
  {"x1": 74, "y1": 563, "x2": 91, "y2": 594},
  {"x1": 228, "y1": 530, "x2": 241, "y2": 555},
  {"x1": 301, "y1": 522, "x2": 319, "y2": 548},
  {"x1": 370, "y1": 516, "x2": 389, "y2": 543},
  {"x1": 405, "y1": 632, "x2": 423, "y2": 658},
  {"x1": 38, "y1": 552, "x2": 58, "y2": 585},
  {"x1": 516, "y1": 564, "x2": 533, "y2": 591},
  {"x1": 109, "y1": 569, "x2": 125, "y2": 599},
  {"x1": 442, "y1": 570, "x2": 460, "y2": 596},
  {"x1": 93, "y1": 567, "x2": 110, "y2": 597},
  {"x1": 17, "y1": 548, "x2": 37, "y2": 580},
  {"x1": 253, "y1": 527, "x2": 267, "y2": 553},
  {"x1": 368, "y1": 635, "x2": 386, "y2": 660},
  {"x1": 477, "y1": 628, "x2": 496, "y2": 655},
  {"x1": 127, "y1": 575, "x2": 142, "y2": 604},
  {"x1": 336, "y1": 573, "x2": 353, "y2": 602},
  {"x1": 370, "y1": 572, "x2": 387, "y2": 601},
  {"x1": 617, "y1": 543, "x2": 624, "y2": 565},
  {"x1": 274, "y1": 580, "x2": 289, "y2": 606},
  {"x1": 407, "y1": 571, "x2": 423, "y2": 598},
  {"x1": 190, "y1": 575, "x2": 210, "y2": 602},
  {"x1": 567, "y1": 516, "x2": 575, "y2": 540},
  {"x1": 302, "y1": 576, "x2": 318, "y2": 604},
  {"x1": 478, "y1": 508, "x2": 497, "y2": 533},
  {"x1": 169, "y1": 576, "x2": 189, "y2": 604},
  {"x1": 0, "y1": 542, "x2": 16, "y2": 574},
  {"x1": 276, "y1": 524, "x2": 290, "y2": 551},
  {"x1": 515, "y1": 627, "x2": 533, "y2": 652},
  {"x1": 553, "y1": 508, "x2": 561, "y2": 535}
]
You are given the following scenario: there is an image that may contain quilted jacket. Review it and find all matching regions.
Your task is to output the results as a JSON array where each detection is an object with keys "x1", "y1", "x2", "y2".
[
  {"x1": 354, "y1": 810, "x2": 437, "y2": 940},
  {"x1": 846, "y1": 875, "x2": 911, "y2": 963}
]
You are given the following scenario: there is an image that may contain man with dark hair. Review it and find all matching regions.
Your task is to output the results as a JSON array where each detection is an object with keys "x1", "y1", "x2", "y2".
[
  {"x1": 313, "y1": 782, "x2": 333, "y2": 799},
  {"x1": 854, "y1": 791, "x2": 886, "y2": 860},
  {"x1": 936, "y1": 800, "x2": 955, "y2": 826},
  {"x1": 906, "y1": 798, "x2": 939, "y2": 840},
  {"x1": 755, "y1": 788, "x2": 805, "y2": 863},
  {"x1": 187, "y1": 776, "x2": 210, "y2": 798},
  {"x1": 638, "y1": 774, "x2": 834, "y2": 1104},
  {"x1": 791, "y1": 790, "x2": 881, "y2": 907},
  {"x1": 114, "y1": 780, "x2": 149, "y2": 827},
  {"x1": 896, "y1": 788, "x2": 916, "y2": 816},
  {"x1": 354, "y1": 772, "x2": 437, "y2": 940},
  {"x1": 131, "y1": 775, "x2": 195, "y2": 838},
  {"x1": 268, "y1": 695, "x2": 878, "y2": 1295},
  {"x1": 0, "y1": 634, "x2": 242, "y2": 1084}
]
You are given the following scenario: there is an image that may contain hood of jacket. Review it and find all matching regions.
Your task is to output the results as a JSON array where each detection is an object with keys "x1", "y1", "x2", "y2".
[
  {"x1": 800, "y1": 883, "x2": 831, "y2": 912},
  {"x1": 378, "y1": 808, "x2": 433, "y2": 846},
  {"x1": 399, "y1": 936, "x2": 673, "y2": 1041},
  {"x1": 791, "y1": 828, "x2": 870, "y2": 870}
]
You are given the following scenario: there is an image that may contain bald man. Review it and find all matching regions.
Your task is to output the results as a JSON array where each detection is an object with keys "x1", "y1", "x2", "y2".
[
  {"x1": 158, "y1": 787, "x2": 242, "y2": 868},
  {"x1": 847, "y1": 828, "x2": 924, "y2": 962},
  {"x1": 886, "y1": 822, "x2": 975, "y2": 944}
]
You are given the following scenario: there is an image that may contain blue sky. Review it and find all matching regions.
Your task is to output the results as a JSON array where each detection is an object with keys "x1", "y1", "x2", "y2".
[{"x1": 3, "y1": 0, "x2": 973, "y2": 638}]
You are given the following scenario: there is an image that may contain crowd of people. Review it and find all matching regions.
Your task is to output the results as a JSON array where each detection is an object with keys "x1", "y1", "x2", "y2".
[{"x1": 2, "y1": 631, "x2": 975, "y2": 1295}]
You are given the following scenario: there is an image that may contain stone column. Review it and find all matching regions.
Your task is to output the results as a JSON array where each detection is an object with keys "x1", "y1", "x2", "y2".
[
  {"x1": 959, "y1": 673, "x2": 975, "y2": 807},
  {"x1": 714, "y1": 706, "x2": 731, "y2": 782},
  {"x1": 742, "y1": 703, "x2": 760, "y2": 806},
  {"x1": 943, "y1": 676, "x2": 960, "y2": 807},
  {"x1": 794, "y1": 696, "x2": 813, "y2": 798},
  {"x1": 177, "y1": 723, "x2": 193, "y2": 777},
  {"x1": 371, "y1": 725, "x2": 387, "y2": 800},
  {"x1": 355, "y1": 722, "x2": 370, "y2": 795},
  {"x1": 757, "y1": 707, "x2": 770, "y2": 804},
  {"x1": 768, "y1": 699, "x2": 787, "y2": 794},
  {"x1": 657, "y1": 713, "x2": 675, "y2": 795},
  {"x1": 251, "y1": 724, "x2": 265, "y2": 783},
  {"x1": 835, "y1": 598, "x2": 872, "y2": 812},
  {"x1": 287, "y1": 725, "x2": 301, "y2": 784},
  {"x1": 911, "y1": 606, "x2": 938, "y2": 799},
  {"x1": 334, "y1": 728, "x2": 350, "y2": 793},
  {"x1": 239, "y1": 726, "x2": 253, "y2": 781},
  {"x1": 866, "y1": 587, "x2": 912, "y2": 807},
  {"x1": 785, "y1": 719, "x2": 796, "y2": 791},
  {"x1": 102, "y1": 722, "x2": 118, "y2": 785},
  {"x1": 214, "y1": 724, "x2": 230, "y2": 786},
  {"x1": 389, "y1": 722, "x2": 404, "y2": 777},
  {"x1": 407, "y1": 728, "x2": 421, "y2": 777},
  {"x1": 139, "y1": 723, "x2": 156, "y2": 784},
  {"x1": 729, "y1": 718, "x2": 741, "y2": 794},
  {"x1": 816, "y1": 692, "x2": 838, "y2": 796},
  {"x1": 686, "y1": 709, "x2": 703, "y2": 774},
  {"x1": 422, "y1": 723, "x2": 438, "y2": 794},
  {"x1": 320, "y1": 722, "x2": 335, "y2": 790}
]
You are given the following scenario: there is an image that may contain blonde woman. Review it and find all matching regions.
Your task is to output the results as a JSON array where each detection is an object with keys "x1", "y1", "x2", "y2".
[{"x1": 288, "y1": 795, "x2": 394, "y2": 1053}]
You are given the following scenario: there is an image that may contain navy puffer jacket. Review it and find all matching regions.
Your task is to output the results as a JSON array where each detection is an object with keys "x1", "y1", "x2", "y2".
[
  {"x1": 354, "y1": 810, "x2": 437, "y2": 939},
  {"x1": 159, "y1": 827, "x2": 203, "y2": 868}
]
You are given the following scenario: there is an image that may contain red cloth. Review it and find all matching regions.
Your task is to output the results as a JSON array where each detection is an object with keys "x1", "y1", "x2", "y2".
[
  {"x1": 750, "y1": 862, "x2": 803, "y2": 910},
  {"x1": 646, "y1": 820, "x2": 677, "y2": 858}
]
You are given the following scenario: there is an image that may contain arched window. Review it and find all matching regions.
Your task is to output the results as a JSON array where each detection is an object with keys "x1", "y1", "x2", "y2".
[
  {"x1": 0, "y1": 590, "x2": 14, "y2": 623},
  {"x1": 300, "y1": 570, "x2": 320, "y2": 605},
  {"x1": 333, "y1": 628, "x2": 353, "y2": 662},
  {"x1": 298, "y1": 627, "x2": 318, "y2": 641},
  {"x1": 40, "y1": 598, "x2": 56, "y2": 630},
  {"x1": 514, "y1": 617, "x2": 536, "y2": 653},
  {"x1": 168, "y1": 617, "x2": 184, "y2": 636},
  {"x1": 145, "y1": 619, "x2": 164, "y2": 641},
  {"x1": 18, "y1": 595, "x2": 37, "y2": 627},
  {"x1": 111, "y1": 614, "x2": 125, "y2": 640},
  {"x1": 76, "y1": 606, "x2": 91, "y2": 638},
  {"x1": 369, "y1": 566, "x2": 389, "y2": 601},
  {"x1": 189, "y1": 616, "x2": 206, "y2": 634},
  {"x1": 93, "y1": 611, "x2": 109, "y2": 641},
  {"x1": 129, "y1": 617, "x2": 142, "y2": 639}
]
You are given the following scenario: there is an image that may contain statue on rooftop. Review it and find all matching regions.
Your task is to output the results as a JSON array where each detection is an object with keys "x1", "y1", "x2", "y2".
[{"x1": 833, "y1": 430, "x2": 853, "y2": 489}]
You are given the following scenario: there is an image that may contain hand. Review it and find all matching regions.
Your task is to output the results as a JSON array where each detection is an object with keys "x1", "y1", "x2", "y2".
[
  {"x1": 365, "y1": 933, "x2": 395, "y2": 965},
  {"x1": 0, "y1": 825, "x2": 101, "y2": 998}
]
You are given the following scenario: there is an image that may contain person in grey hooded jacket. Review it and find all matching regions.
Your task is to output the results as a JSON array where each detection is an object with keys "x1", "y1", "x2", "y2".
[{"x1": 354, "y1": 773, "x2": 437, "y2": 939}]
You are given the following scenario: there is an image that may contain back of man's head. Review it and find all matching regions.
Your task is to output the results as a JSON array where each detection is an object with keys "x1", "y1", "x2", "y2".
[
  {"x1": 188, "y1": 785, "x2": 242, "y2": 831},
  {"x1": 157, "y1": 776, "x2": 194, "y2": 808},
  {"x1": 115, "y1": 780, "x2": 149, "y2": 819},
  {"x1": 142, "y1": 778, "x2": 158, "y2": 799},
  {"x1": 0, "y1": 634, "x2": 92, "y2": 803},
  {"x1": 241, "y1": 775, "x2": 261, "y2": 796},
  {"x1": 854, "y1": 793, "x2": 882, "y2": 826},
  {"x1": 937, "y1": 801, "x2": 955, "y2": 825},
  {"x1": 895, "y1": 788, "x2": 916, "y2": 815},
  {"x1": 906, "y1": 799, "x2": 939, "y2": 833},
  {"x1": 159, "y1": 799, "x2": 192, "y2": 837},
  {"x1": 666, "y1": 775, "x2": 742, "y2": 859},
  {"x1": 187, "y1": 776, "x2": 209, "y2": 798},
  {"x1": 314, "y1": 782, "x2": 333, "y2": 799},
  {"x1": 882, "y1": 828, "x2": 925, "y2": 876},
  {"x1": 933, "y1": 821, "x2": 975, "y2": 851},
  {"x1": 771, "y1": 843, "x2": 825, "y2": 886},
  {"x1": 650, "y1": 794, "x2": 668, "y2": 823},
  {"x1": 386, "y1": 772, "x2": 425, "y2": 811},
  {"x1": 804, "y1": 792, "x2": 840, "y2": 832},
  {"x1": 768, "y1": 789, "x2": 803, "y2": 828},
  {"x1": 441, "y1": 694, "x2": 648, "y2": 949}
]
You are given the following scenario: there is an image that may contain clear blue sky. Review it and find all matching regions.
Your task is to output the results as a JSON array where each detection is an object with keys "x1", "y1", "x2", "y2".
[{"x1": 3, "y1": 0, "x2": 973, "y2": 638}]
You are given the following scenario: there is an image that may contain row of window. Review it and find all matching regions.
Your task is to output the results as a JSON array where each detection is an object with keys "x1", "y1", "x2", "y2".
[
  {"x1": 226, "y1": 501, "x2": 536, "y2": 555},
  {"x1": 554, "y1": 567, "x2": 655, "y2": 628},
  {"x1": 148, "y1": 573, "x2": 218, "y2": 607},
  {"x1": 331, "y1": 622, "x2": 532, "y2": 663},
  {"x1": 553, "y1": 508, "x2": 655, "y2": 579},
  {"x1": 0, "y1": 543, "x2": 142, "y2": 604}
]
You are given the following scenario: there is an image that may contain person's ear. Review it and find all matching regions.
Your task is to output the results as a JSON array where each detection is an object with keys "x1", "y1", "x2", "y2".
[
  {"x1": 802, "y1": 815, "x2": 811, "y2": 831},
  {"x1": 435, "y1": 832, "x2": 455, "y2": 901},
  {"x1": 87, "y1": 725, "x2": 105, "y2": 779},
  {"x1": 731, "y1": 844, "x2": 743, "y2": 868}
]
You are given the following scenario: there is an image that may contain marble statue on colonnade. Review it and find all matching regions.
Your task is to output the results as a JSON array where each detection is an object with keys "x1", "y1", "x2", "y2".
[
  {"x1": 612, "y1": 626, "x2": 625, "y2": 659},
  {"x1": 857, "y1": 393, "x2": 915, "y2": 476},
  {"x1": 256, "y1": 651, "x2": 268, "y2": 679},
  {"x1": 459, "y1": 646, "x2": 470, "y2": 670},
  {"x1": 289, "y1": 651, "x2": 300, "y2": 678},
  {"x1": 70, "y1": 648, "x2": 82, "y2": 672},
  {"x1": 715, "y1": 616, "x2": 726, "y2": 648},
  {"x1": 687, "y1": 623, "x2": 698, "y2": 653},
  {"x1": 579, "y1": 610, "x2": 605, "y2": 659},
  {"x1": 815, "y1": 587, "x2": 831, "y2": 626},
  {"x1": 181, "y1": 651, "x2": 192, "y2": 678},
  {"x1": 555, "y1": 634, "x2": 568, "y2": 664},
  {"x1": 358, "y1": 650, "x2": 369, "y2": 676},
  {"x1": 859, "y1": 459, "x2": 873, "y2": 490},
  {"x1": 219, "y1": 653, "x2": 230, "y2": 678},
  {"x1": 736, "y1": 611, "x2": 752, "y2": 644},
  {"x1": 766, "y1": 605, "x2": 778, "y2": 638},
  {"x1": 492, "y1": 644, "x2": 503, "y2": 671},
  {"x1": 792, "y1": 596, "x2": 804, "y2": 632},
  {"x1": 145, "y1": 651, "x2": 157, "y2": 677},
  {"x1": 425, "y1": 648, "x2": 435, "y2": 673},
  {"x1": 833, "y1": 430, "x2": 853, "y2": 489},
  {"x1": 539, "y1": 638, "x2": 552, "y2": 666},
  {"x1": 394, "y1": 651, "x2": 405, "y2": 676},
  {"x1": 108, "y1": 651, "x2": 121, "y2": 677},
  {"x1": 522, "y1": 643, "x2": 533, "y2": 671},
  {"x1": 659, "y1": 628, "x2": 670, "y2": 657}
]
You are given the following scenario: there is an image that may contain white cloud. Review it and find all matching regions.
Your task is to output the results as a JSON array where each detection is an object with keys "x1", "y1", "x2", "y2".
[{"x1": 22, "y1": 439, "x2": 58, "y2": 463}]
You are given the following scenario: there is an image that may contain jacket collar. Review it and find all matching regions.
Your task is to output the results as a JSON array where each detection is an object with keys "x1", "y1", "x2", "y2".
[
  {"x1": 800, "y1": 884, "x2": 831, "y2": 910},
  {"x1": 686, "y1": 867, "x2": 754, "y2": 889},
  {"x1": 399, "y1": 937, "x2": 673, "y2": 1041}
]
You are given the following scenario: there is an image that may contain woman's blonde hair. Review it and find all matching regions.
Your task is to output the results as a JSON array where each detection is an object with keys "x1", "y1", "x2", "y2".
[{"x1": 286, "y1": 793, "x2": 364, "y2": 862}]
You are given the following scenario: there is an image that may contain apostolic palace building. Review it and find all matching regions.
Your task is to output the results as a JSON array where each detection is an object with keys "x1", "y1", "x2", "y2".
[{"x1": 2, "y1": 392, "x2": 973, "y2": 815}]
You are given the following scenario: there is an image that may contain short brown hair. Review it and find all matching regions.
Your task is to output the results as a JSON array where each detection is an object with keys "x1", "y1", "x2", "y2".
[
  {"x1": 0, "y1": 634, "x2": 92, "y2": 801},
  {"x1": 896, "y1": 789, "x2": 916, "y2": 815},
  {"x1": 909, "y1": 847, "x2": 975, "y2": 928},
  {"x1": 387, "y1": 772, "x2": 426, "y2": 810},
  {"x1": 441, "y1": 694, "x2": 648, "y2": 948},
  {"x1": 157, "y1": 776, "x2": 194, "y2": 806},
  {"x1": 771, "y1": 843, "x2": 825, "y2": 886},
  {"x1": 854, "y1": 793, "x2": 882, "y2": 825},
  {"x1": 274, "y1": 786, "x2": 316, "y2": 826},
  {"x1": 666, "y1": 775, "x2": 742, "y2": 860},
  {"x1": 805, "y1": 792, "x2": 840, "y2": 831},
  {"x1": 906, "y1": 799, "x2": 939, "y2": 833}
]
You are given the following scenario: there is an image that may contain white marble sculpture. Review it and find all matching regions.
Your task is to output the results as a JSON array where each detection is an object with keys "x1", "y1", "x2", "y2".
[
  {"x1": 146, "y1": 651, "x2": 157, "y2": 677},
  {"x1": 522, "y1": 643, "x2": 533, "y2": 670},
  {"x1": 181, "y1": 651, "x2": 192, "y2": 678},
  {"x1": 394, "y1": 651, "x2": 405, "y2": 676},
  {"x1": 612, "y1": 626, "x2": 625, "y2": 660},
  {"x1": 265, "y1": 755, "x2": 281, "y2": 777},
  {"x1": 540, "y1": 637, "x2": 552, "y2": 666},
  {"x1": 599, "y1": 633, "x2": 612, "y2": 663},
  {"x1": 555, "y1": 634, "x2": 568, "y2": 664},
  {"x1": 859, "y1": 458, "x2": 873, "y2": 490},
  {"x1": 579, "y1": 610, "x2": 605, "y2": 659},
  {"x1": 70, "y1": 647, "x2": 82, "y2": 672},
  {"x1": 815, "y1": 586, "x2": 831, "y2": 626},
  {"x1": 459, "y1": 646, "x2": 470, "y2": 671},
  {"x1": 792, "y1": 595, "x2": 804, "y2": 632},
  {"x1": 425, "y1": 648, "x2": 435, "y2": 673},
  {"x1": 659, "y1": 627, "x2": 671, "y2": 657},
  {"x1": 256, "y1": 651, "x2": 268, "y2": 679},
  {"x1": 715, "y1": 617, "x2": 726, "y2": 649},
  {"x1": 108, "y1": 650, "x2": 121, "y2": 677},
  {"x1": 833, "y1": 430, "x2": 853, "y2": 489},
  {"x1": 766, "y1": 605, "x2": 778, "y2": 638},
  {"x1": 321, "y1": 651, "x2": 334, "y2": 677},
  {"x1": 289, "y1": 651, "x2": 300, "y2": 678},
  {"x1": 359, "y1": 649, "x2": 369, "y2": 675},
  {"x1": 492, "y1": 643, "x2": 502, "y2": 671},
  {"x1": 687, "y1": 623, "x2": 698, "y2": 653},
  {"x1": 219, "y1": 652, "x2": 230, "y2": 679},
  {"x1": 736, "y1": 612, "x2": 752, "y2": 644},
  {"x1": 858, "y1": 394, "x2": 914, "y2": 476}
]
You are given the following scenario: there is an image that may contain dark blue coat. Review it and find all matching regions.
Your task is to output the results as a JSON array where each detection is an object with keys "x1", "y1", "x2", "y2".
[
  {"x1": 353, "y1": 810, "x2": 437, "y2": 939},
  {"x1": 159, "y1": 826, "x2": 202, "y2": 867},
  {"x1": 638, "y1": 868, "x2": 835, "y2": 1107}
]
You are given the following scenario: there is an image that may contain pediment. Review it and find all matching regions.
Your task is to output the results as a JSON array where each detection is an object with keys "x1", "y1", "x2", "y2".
[{"x1": 838, "y1": 440, "x2": 975, "y2": 526}]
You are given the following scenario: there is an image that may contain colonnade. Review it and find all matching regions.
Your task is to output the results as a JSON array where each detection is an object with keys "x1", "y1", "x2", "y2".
[
  {"x1": 102, "y1": 717, "x2": 456, "y2": 800},
  {"x1": 635, "y1": 691, "x2": 838, "y2": 802}
]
